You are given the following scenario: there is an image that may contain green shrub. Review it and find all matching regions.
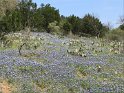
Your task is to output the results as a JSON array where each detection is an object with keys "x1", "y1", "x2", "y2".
[
  {"x1": 0, "y1": 21, "x2": 8, "y2": 38},
  {"x1": 48, "y1": 21, "x2": 61, "y2": 35},
  {"x1": 119, "y1": 24, "x2": 124, "y2": 30},
  {"x1": 81, "y1": 14, "x2": 108, "y2": 37},
  {"x1": 106, "y1": 29, "x2": 124, "y2": 41},
  {"x1": 67, "y1": 15, "x2": 81, "y2": 35},
  {"x1": 62, "y1": 21, "x2": 71, "y2": 35}
]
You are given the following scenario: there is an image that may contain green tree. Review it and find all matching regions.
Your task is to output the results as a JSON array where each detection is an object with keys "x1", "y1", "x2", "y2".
[
  {"x1": 2, "y1": 8, "x2": 23, "y2": 32},
  {"x1": 18, "y1": 0, "x2": 37, "y2": 29},
  {"x1": 39, "y1": 4, "x2": 60, "y2": 32},
  {"x1": 0, "y1": 0, "x2": 18, "y2": 37},
  {"x1": 119, "y1": 24, "x2": 124, "y2": 30},
  {"x1": 62, "y1": 21, "x2": 71, "y2": 35},
  {"x1": 32, "y1": 8, "x2": 45, "y2": 31},
  {"x1": 0, "y1": 21, "x2": 8, "y2": 40},
  {"x1": 81, "y1": 14, "x2": 106, "y2": 37},
  {"x1": 67, "y1": 15, "x2": 81, "y2": 35}
]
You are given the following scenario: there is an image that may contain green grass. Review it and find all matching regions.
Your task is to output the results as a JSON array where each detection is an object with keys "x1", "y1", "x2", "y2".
[
  {"x1": 16, "y1": 66, "x2": 35, "y2": 73},
  {"x1": 80, "y1": 80, "x2": 90, "y2": 90},
  {"x1": 75, "y1": 65, "x2": 89, "y2": 78}
]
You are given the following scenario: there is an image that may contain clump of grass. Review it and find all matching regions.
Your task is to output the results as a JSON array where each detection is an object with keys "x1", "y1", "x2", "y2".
[
  {"x1": 68, "y1": 87, "x2": 78, "y2": 93},
  {"x1": 31, "y1": 58, "x2": 48, "y2": 64},
  {"x1": 21, "y1": 52, "x2": 40, "y2": 58},
  {"x1": 34, "y1": 79, "x2": 51, "y2": 92},
  {"x1": 80, "y1": 80, "x2": 90, "y2": 90},
  {"x1": 108, "y1": 58, "x2": 116, "y2": 64},
  {"x1": 20, "y1": 83, "x2": 36, "y2": 93},
  {"x1": 35, "y1": 80, "x2": 47, "y2": 89},
  {"x1": 16, "y1": 66, "x2": 34, "y2": 73},
  {"x1": 75, "y1": 65, "x2": 88, "y2": 78},
  {"x1": 15, "y1": 65, "x2": 45, "y2": 75},
  {"x1": 106, "y1": 29, "x2": 124, "y2": 41}
]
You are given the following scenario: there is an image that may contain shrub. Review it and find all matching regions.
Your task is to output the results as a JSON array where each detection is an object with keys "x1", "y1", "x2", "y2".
[
  {"x1": 81, "y1": 14, "x2": 108, "y2": 37},
  {"x1": 48, "y1": 21, "x2": 61, "y2": 35},
  {"x1": 0, "y1": 21, "x2": 8, "y2": 34},
  {"x1": 67, "y1": 15, "x2": 81, "y2": 35},
  {"x1": 106, "y1": 28, "x2": 124, "y2": 41},
  {"x1": 62, "y1": 21, "x2": 71, "y2": 35},
  {"x1": 119, "y1": 24, "x2": 124, "y2": 30},
  {"x1": 40, "y1": 4, "x2": 61, "y2": 31},
  {"x1": 0, "y1": 21, "x2": 8, "y2": 46}
]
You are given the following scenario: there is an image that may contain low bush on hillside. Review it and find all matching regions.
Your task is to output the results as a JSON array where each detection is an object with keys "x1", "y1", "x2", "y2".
[{"x1": 106, "y1": 29, "x2": 124, "y2": 41}]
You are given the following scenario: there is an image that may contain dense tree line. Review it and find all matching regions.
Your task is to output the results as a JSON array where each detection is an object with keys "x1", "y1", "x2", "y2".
[{"x1": 0, "y1": 0, "x2": 112, "y2": 38}]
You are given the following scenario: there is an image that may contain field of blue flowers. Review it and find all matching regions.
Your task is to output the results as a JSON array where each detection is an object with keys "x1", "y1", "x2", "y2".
[{"x1": 0, "y1": 32, "x2": 124, "y2": 93}]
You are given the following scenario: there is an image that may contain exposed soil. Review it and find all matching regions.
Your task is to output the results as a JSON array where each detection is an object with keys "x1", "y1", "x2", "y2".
[{"x1": 0, "y1": 80, "x2": 15, "y2": 93}]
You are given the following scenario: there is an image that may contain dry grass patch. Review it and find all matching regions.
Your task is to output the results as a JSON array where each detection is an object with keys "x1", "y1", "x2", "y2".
[{"x1": 0, "y1": 79, "x2": 17, "y2": 93}]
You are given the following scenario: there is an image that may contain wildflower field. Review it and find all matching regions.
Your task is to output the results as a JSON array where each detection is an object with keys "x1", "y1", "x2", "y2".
[{"x1": 0, "y1": 32, "x2": 124, "y2": 93}]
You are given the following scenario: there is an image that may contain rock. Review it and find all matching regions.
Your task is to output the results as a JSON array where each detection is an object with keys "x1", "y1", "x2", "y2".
[
  {"x1": 97, "y1": 66, "x2": 101, "y2": 73},
  {"x1": 75, "y1": 49, "x2": 79, "y2": 53},
  {"x1": 114, "y1": 50, "x2": 119, "y2": 54},
  {"x1": 115, "y1": 71, "x2": 118, "y2": 74},
  {"x1": 91, "y1": 41, "x2": 94, "y2": 45},
  {"x1": 81, "y1": 53, "x2": 87, "y2": 57}
]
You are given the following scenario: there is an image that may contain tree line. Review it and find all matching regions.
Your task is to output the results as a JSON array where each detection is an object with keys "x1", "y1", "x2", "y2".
[{"x1": 0, "y1": 0, "x2": 123, "y2": 38}]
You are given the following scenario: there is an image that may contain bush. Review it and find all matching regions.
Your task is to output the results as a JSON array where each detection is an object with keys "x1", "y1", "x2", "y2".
[
  {"x1": 62, "y1": 21, "x2": 71, "y2": 35},
  {"x1": 48, "y1": 21, "x2": 61, "y2": 35},
  {"x1": 0, "y1": 21, "x2": 8, "y2": 41},
  {"x1": 67, "y1": 15, "x2": 81, "y2": 35},
  {"x1": 106, "y1": 29, "x2": 124, "y2": 41},
  {"x1": 0, "y1": 21, "x2": 8, "y2": 33},
  {"x1": 81, "y1": 14, "x2": 107, "y2": 37},
  {"x1": 119, "y1": 24, "x2": 124, "y2": 30},
  {"x1": 40, "y1": 4, "x2": 61, "y2": 31}
]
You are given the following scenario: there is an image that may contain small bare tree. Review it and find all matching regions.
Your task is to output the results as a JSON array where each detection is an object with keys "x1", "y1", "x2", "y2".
[
  {"x1": 120, "y1": 16, "x2": 124, "y2": 23},
  {"x1": 118, "y1": 16, "x2": 124, "y2": 24},
  {"x1": 18, "y1": 27, "x2": 31, "y2": 55}
]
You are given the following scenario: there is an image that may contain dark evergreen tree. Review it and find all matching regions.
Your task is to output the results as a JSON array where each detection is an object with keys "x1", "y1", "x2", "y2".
[
  {"x1": 63, "y1": 21, "x2": 71, "y2": 35},
  {"x1": 119, "y1": 24, "x2": 124, "y2": 30},
  {"x1": 67, "y1": 15, "x2": 81, "y2": 35},
  {"x1": 39, "y1": 4, "x2": 60, "y2": 32},
  {"x1": 18, "y1": 0, "x2": 37, "y2": 29},
  {"x1": 0, "y1": 1, "x2": 108, "y2": 37},
  {"x1": 81, "y1": 14, "x2": 106, "y2": 37}
]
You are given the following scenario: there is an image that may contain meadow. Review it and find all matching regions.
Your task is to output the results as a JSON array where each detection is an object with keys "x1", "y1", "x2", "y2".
[{"x1": 0, "y1": 32, "x2": 124, "y2": 93}]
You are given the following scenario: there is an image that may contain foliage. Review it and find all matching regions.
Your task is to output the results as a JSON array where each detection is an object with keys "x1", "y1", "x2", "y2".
[
  {"x1": 0, "y1": 0, "x2": 17, "y2": 17},
  {"x1": 32, "y1": 8, "x2": 45, "y2": 32},
  {"x1": 39, "y1": 4, "x2": 60, "y2": 32},
  {"x1": 67, "y1": 15, "x2": 81, "y2": 35},
  {"x1": 0, "y1": 1, "x2": 110, "y2": 37},
  {"x1": 119, "y1": 24, "x2": 124, "y2": 30},
  {"x1": 61, "y1": 20, "x2": 71, "y2": 35},
  {"x1": 0, "y1": 0, "x2": 18, "y2": 40},
  {"x1": 106, "y1": 28, "x2": 124, "y2": 41},
  {"x1": 81, "y1": 14, "x2": 108, "y2": 37},
  {"x1": 0, "y1": 0, "x2": 37, "y2": 33},
  {"x1": 48, "y1": 21, "x2": 61, "y2": 35},
  {"x1": 0, "y1": 1, "x2": 61, "y2": 33},
  {"x1": 0, "y1": 21, "x2": 8, "y2": 42},
  {"x1": 17, "y1": 0, "x2": 37, "y2": 30},
  {"x1": 0, "y1": 21, "x2": 8, "y2": 34},
  {"x1": 63, "y1": 21, "x2": 71, "y2": 32}
]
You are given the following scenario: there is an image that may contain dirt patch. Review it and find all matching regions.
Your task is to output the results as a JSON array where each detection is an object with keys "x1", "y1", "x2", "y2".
[{"x1": 0, "y1": 80, "x2": 15, "y2": 93}]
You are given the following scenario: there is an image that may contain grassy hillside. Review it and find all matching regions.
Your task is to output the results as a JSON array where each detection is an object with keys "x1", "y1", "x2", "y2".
[{"x1": 0, "y1": 32, "x2": 124, "y2": 93}]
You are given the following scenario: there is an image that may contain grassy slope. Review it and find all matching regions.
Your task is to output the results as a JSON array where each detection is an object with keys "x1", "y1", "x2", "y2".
[{"x1": 0, "y1": 32, "x2": 124, "y2": 93}]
